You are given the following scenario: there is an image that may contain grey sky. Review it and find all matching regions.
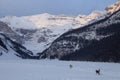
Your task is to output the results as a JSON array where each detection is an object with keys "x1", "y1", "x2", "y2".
[{"x1": 0, "y1": 0, "x2": 118, "y2": 17}]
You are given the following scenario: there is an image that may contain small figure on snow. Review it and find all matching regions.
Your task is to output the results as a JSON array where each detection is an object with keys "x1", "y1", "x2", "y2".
[
  {"x1": 96, "y1": 69, "x2": 100, "y2": 75},
  {"x1": 69, "y1": 64, "x2": 73, "y2": 69}
]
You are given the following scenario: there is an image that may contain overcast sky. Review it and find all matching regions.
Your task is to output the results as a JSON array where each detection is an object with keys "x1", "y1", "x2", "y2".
[{"x1": 0, "y1": 0, "x2": 118, "y2": 17}]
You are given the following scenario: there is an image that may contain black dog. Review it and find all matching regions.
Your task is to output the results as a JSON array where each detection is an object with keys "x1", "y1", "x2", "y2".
[{"x1": 96, "y1": 69, "x2": 100, "y2": 75}]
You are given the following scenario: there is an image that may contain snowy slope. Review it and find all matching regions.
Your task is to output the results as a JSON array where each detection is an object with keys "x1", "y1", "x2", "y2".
[
  {"x1": 105, "y1": 0, "x2": 120, "y2": 14},
  {"x1": 74, "y1": 11, "x2": 105, "y2": 29},
  {"x1": 23, "y1": 24, "x2": 73, "y2": 53},
  {"x1": 0, "y1": 33, "x2": 39, "y2": 59},
  {"x1": 0, "y1": 21, "x2": 24, "y2": 44},
  {"x1": 0, "y1": 13, "x2": 74, "y2": 29},
  {"x1": 0, "y1": 60, "x2": 120, "y2": 80},
  {"x1": 0, "y1": 16, "x2": 36, "y2": 29},
  {"x1": 23, "y1": 13, "x2": 74, "y2": 28}
]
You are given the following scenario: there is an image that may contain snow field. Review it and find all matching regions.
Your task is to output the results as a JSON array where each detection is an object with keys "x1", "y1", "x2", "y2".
[{"x1": 0, "y1": 60, "x2": 120, "y2": 80}]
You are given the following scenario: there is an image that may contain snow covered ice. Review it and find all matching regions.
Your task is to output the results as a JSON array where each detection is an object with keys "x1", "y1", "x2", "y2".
[{"x1": 0, "y1": 60, "x2": 120, "y2": 80}]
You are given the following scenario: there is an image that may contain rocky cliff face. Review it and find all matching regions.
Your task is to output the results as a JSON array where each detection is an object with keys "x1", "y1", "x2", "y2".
[{"x1": 39, "y1": 9, "x2": 120, "y2": 62}]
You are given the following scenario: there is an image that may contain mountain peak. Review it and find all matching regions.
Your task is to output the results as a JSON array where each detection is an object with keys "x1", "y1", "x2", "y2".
[{"x1": 105, "y1": 0, "x2": 120, "y2": 14}]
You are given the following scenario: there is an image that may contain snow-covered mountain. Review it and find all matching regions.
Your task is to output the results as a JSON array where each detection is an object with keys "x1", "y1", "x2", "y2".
[
  {"x1": 39, "y1": 8, "x2": 120, "y2": 62},
  {"x1": 23, "y1": 13, "x2": 74, "y2": 28},
  {"x1": 0, "y1": 16, "x2": 36, "y2": 29},
  {"x1": 0, "y1": 33, "x2": 39, "y2": 59},
  {"x1": 105, "y1": 0, "x2": 120, "y2": 14},
  {"x1": 74, "y1": 11, "x2": 105, "y2": 29},
  {"x1": 0, "y1": 11, "x2": 104, "y2": 54}
]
